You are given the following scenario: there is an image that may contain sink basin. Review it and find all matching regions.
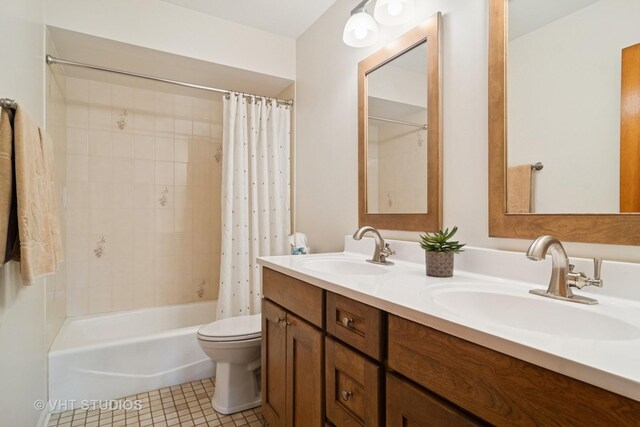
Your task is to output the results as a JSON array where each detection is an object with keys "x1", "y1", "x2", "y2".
[
  {"x1": 422, "y1": 284, "x2": 640, "y2": 341},
  {"x1": 296, "y1": 257, "x2": 388, "y2": 276}
]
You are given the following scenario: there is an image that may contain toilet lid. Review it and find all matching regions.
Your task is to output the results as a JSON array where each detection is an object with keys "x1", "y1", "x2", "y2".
[{"x1": 197, "y1": 313, "x2": 262, "y2": 342}]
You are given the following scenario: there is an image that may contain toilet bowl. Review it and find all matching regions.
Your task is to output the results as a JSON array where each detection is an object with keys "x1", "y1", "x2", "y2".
[{"x1": 197, "y1": 314, "x2": 262, "y2": 414}]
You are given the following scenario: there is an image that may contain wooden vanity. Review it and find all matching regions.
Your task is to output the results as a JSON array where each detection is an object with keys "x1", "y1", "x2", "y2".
[{"x1": 261, "y1": 267, "x2": 640, "y2": 427}]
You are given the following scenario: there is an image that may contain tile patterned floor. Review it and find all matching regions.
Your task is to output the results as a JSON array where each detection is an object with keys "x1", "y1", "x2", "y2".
[{"x1": 47, "y1": 378, "x2": 265, "y2": 427}]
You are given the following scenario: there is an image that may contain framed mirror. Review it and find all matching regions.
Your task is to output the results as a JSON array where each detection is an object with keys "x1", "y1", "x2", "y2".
[
  {"x1": 358, "y1": 13, "x2": 442, "y2": 232},
  {"x1": 489, "y1": 0, "x2": 640, "y2": 245}
]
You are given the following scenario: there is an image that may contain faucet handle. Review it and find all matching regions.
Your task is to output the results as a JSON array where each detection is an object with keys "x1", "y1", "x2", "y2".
[
  {"x1": 593, "y1": 258, "x2": 602, "y2": 280},
  {"x1": 383, "y1": 243, "x2": 395, "y2": 256},
  {"x1": 569, "y1": 264, "x2": 576, "y2": 273}
]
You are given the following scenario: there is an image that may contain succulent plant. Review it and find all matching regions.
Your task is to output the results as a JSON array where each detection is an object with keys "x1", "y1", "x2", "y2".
[{"x1": 419, "y1": 226, "x2": 465, "y2": 253}]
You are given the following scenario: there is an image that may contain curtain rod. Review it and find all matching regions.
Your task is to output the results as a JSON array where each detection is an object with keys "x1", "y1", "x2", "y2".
[
  {"x1": 369, "y1": 115, "x2": 427, "y2": 130},
  {"x1": 46, "y1": 55, "x2": 293, "y2": 106}
]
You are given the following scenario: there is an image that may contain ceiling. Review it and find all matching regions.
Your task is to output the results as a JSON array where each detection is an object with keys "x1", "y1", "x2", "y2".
[
  {"x1": 48, "y1": 27, "x2": 294, "y2": 99},
  {"x1": 509, "y1": 0, "x2": 601, "y2": 40},
  {"x1": 158, "y1": 0, "x2": 337, "y2": 39}
]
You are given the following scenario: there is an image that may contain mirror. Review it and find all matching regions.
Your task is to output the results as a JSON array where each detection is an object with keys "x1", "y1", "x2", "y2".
[
  {"x1": 367, "y1": 42, "x2": 428, "y2": 214},
  {"x1": 506, "y1": 0, "x2": 640, "y2": 214},
  {"x1": 489, "y1": 0, "x2": 640, "y2": 245},
  {"x1": 358, "y1": 13, "x2": 441, "y2": 231}
]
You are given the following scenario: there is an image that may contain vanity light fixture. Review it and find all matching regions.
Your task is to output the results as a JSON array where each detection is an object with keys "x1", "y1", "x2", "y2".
[
  {"x1": 343, "y1": 0, "x2": 379, "y2": 48},
  {"x1": 343, "y1": 0, "x2": 417, "y2": 48},
  {"x1": 374, "y1": 0, "x2": 415, "y2": 25}
]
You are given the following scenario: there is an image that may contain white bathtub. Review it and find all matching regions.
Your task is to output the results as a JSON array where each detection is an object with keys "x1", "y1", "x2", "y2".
[{"x1": 49, "y1": 300, "x2": 217, "y2": 407}]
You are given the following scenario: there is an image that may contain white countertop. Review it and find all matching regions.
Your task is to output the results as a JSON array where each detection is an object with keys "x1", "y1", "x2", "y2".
[{"x1": 257, "y1": 238, "x2": 640, "y2": 402}]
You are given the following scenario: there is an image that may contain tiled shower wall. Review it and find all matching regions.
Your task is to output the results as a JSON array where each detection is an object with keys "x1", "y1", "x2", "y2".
[
  {"x1": 64, "y1": 77, "x2": 221, "y2": 316},
  {"x1": 45, "y1": 41, "x2": 68, "y2": 346}
]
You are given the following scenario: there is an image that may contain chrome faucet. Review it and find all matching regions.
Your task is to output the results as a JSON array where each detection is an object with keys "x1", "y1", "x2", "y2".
[
  {"x1": 526, "y1": 235, "x2": 603, "y2": 305},
  {"x1": 352, "y1": 226, "x2": 395, "y2": 265}
]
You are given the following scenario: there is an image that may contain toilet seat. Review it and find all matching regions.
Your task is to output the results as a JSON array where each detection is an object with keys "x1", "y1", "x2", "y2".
[{"x1": 197, "y1": 313, "x2": 261, "y2": 342}]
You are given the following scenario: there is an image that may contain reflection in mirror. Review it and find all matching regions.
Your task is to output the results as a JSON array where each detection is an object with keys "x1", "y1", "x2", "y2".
[
  {"x1": 359, "y1": 13, "x2": 441, "y2": 232},
  {"x1": 366, "y1": 42, "x2": 428, "y2": 214},
  {"x1": 506, "y1": 0, "x2": 640, "y2": 214}
]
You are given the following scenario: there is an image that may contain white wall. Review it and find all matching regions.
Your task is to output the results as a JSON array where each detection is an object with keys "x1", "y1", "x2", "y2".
[
  {"x1": 0, "y1": 1, "x2": 48, "y2": 426},
  {"x1": 295, "y1": 0, "x2": 640, "y2": 262},
  {"x1": 508, "y1": 0, "x2": 640, "y2": 213},
  {"x1": 45, "y1": 0, "x2": 296, "y2": 81}
]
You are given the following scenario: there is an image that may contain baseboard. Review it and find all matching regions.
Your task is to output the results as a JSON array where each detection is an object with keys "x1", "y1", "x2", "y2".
[{"x1": 37, "y1": 408, "x2": 51, "y2": 427}]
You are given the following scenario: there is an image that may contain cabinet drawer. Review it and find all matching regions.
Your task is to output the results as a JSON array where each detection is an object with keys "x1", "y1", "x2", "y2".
[
  {"x1": 387, "y1": 314, "x2": 640, "y2": 426},
  {"x1": 263, "y1": 267, "x2": 324, "y2": 328},
  {"x1": 326, "y1": 292, "x2": 382, "y2": 360},
  {"x1": 386, "y1": 373, "x2": 482, "y2": 427},
  {"x1": 326, "y1": 338, "x2": 381, "y2": 427}
]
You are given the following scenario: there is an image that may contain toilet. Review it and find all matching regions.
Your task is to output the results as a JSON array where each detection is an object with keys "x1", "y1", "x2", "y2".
[{"x1": 197, "y1": 314, "x2": 262, "y2": 414}]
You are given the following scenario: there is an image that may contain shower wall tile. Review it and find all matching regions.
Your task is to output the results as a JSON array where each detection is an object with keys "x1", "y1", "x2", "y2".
[
  {"x1": 112, "y1": 133, "x2": 133, "y2": 157},
  {"x1": 66, "y1": 289, "x2": 89, "y2": 317},
  {"x1": 66, "y1": 182, "x2": 89, "y2": 209},
  {"x1": 64, "y1": 76, "x2": 221, "y2": 316},
  {"x1": 46, "y1": 61, "x2": 69, "y2": 347},
  {"x1": 67, "y1": 128, "x2": 89, "y2": 155},
  {"x1": 112, "y1": 85, "x2": 134, "y2": 109}
]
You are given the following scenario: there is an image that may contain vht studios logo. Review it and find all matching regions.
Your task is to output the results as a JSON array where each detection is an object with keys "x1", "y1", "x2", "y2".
[{"x1": 34, "y1": 399, "x2": 143, "y2": 412}]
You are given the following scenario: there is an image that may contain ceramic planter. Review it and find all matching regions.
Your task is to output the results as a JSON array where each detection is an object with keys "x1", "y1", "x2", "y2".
[{"x1": 425, "y1": 251, "x2": 454, "y2": 277}]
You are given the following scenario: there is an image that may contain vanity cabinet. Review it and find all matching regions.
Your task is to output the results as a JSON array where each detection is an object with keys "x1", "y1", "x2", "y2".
[
  {"x1": 261, "y1": 268, "x2": 640, "y2": 427},
  {"x1": 262, "y1": 269, "x2": 325, "y2": 427},
  {"x1": 325, "y1": 337, "x2": 382, "y2": 426},
  {"x1": 388, "y1": 314, "x2": 640, "y2": 426},
  {"x1": 386, "y1": 373, "x2": 482, "y2": 427}
]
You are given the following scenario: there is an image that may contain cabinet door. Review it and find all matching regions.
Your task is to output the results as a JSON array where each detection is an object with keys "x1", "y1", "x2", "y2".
[
  {"x1": 286, "y1": 312, "x2": 324, "y2": 427},
  {"x1": 262, "y1": 300, "x2": 288, "y2": 427},
  {"x1": 386, "y1": 373, "x2": 484, "y2": 427},
  {"x1": 325, "y1": 337, "x2": 381, "y2": 427}
]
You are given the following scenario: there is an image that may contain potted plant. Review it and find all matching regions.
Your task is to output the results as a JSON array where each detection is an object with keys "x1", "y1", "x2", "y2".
[{"x1": 419, "y1": 226, "x2": 466, "y2": 277}]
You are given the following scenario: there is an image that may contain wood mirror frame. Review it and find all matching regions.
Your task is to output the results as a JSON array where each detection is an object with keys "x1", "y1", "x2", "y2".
[
  {"x1": 358, "y1": 13, "x2": 442, "y2": 232},
  {"x1": 488, "y1": 0, "x2": 640, "y2": 245}
]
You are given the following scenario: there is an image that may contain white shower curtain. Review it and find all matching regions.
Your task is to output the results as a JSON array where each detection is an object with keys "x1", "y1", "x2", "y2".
[{"x1": 216, "y1": 93, "x2": 291, "y2": 319}]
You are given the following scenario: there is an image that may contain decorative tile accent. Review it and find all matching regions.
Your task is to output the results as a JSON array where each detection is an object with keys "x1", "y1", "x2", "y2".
[
  {"x1": 159, "y1": 187, "x2": 169, "y2": 207},
  {"x1": 93, "y1": 236, "x2": 106, "y2": 259},
  {"x1": 197, "y1": 280, "x2": 205, "y2": 299},
  {"x1": 214, "y1": 144, "x2": 223, "y2": 163},
  {"x1": 47, "y1": 378, "x2": 266, "y2": 427},
  {"x1": 117, "y1": 109, "x2": 128, "y2": 130}
]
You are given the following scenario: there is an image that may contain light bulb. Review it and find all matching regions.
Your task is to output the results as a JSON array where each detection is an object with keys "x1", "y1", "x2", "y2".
[
  {"x1": 387, "y1": 2, "x2": 402, "y2": 17},
  {"x1": 343, "y1": 11, "x2": 379, "y2": 47},
  {"x1": 354, "y1": 26, "x2": 367, "y2": 40},
  {"x1": 374, "y1": 0, "x2": 415, "y2": 26}
]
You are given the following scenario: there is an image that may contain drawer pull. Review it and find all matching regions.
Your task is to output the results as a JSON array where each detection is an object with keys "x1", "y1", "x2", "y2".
[
  {"x1": 275, "y1": 316, "x2": 286, "y2": 327},
  {"x1": 342, "y1": 317, "x2": 354, "y2": 328},
  {"x1": 341, "y1": 390, "x2": 353, "y2": 401}
]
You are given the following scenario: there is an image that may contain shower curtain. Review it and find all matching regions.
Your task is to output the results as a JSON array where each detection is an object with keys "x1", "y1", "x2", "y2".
[{"x1": 216, "y1": 93, "x2": 291, "y2": 319}]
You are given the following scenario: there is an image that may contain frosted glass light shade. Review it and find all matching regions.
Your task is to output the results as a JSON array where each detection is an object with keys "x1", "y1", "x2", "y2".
[
  {"x1": 343, "y1": 12, "x2": 379, "y2": 48},
  {"x1": 374, "y1": 0, "x2": 415, "y2": 25}
]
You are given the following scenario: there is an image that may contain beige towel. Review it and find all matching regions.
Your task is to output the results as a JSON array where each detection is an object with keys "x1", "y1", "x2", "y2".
[
  {"x1": 12, "y1": 107, "x2": 64, "y2": 284},
  {"x1": 0, "y1": 108, "x2": 13, "y2": 263},
  {"x1": 507, "y1": 164, "x2": 532, "y2": 213}
]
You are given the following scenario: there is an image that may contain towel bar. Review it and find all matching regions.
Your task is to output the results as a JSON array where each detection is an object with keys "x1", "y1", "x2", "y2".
[
  {"x1": 531, "y1": 162, "x2": 543, "y2": 171},
  {"x1": 0, "y1": 98, "x2": 17, "y2": 109}
]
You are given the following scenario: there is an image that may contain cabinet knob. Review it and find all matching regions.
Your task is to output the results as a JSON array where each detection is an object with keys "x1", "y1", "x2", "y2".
[
  {"x1": 342, "y1": 317, "x2": 354, "y2": 328},
  {"x1": 341, "y1": 390, "x2": 353, "y2": 401}
]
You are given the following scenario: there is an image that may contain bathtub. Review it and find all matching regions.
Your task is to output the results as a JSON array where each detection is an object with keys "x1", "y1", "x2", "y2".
[{"x1": 49, "y1": 300, "x2": 217, "y2": 407}]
